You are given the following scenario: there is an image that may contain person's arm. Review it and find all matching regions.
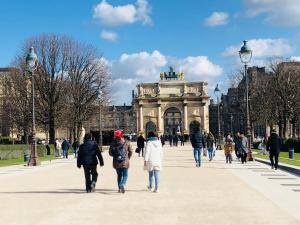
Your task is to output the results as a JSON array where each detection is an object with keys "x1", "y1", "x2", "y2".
[
  {"x1": 202, "y1": 135, "x2": 206, "y2": 148},
  {"x1": 127, "y1": 142, "x2": 133, "y2": 159},
  {"x1": 77, "y1": 147, "x2": 82, "y2": 168},
  {"x1": 96, "y1": 145, "x2": 104, "y2": 166}
]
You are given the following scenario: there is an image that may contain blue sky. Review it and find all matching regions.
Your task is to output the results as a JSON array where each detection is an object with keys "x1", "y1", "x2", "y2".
[{"x1": 1, "y1": 0, "x2": 300, "y2": 104}]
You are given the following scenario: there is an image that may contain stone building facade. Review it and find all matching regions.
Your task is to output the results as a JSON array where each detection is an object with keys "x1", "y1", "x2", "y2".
[{"x1": 135, "y1": 69, "x2": 209, "y2": 136}]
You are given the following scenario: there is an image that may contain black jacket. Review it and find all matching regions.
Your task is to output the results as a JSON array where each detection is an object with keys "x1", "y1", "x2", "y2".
[
  {"x1": 137, "y1": 136, "x2": 145, "y2": 148},
  {"x1": 77, "y1": 139, "x2": 104, "y2": 167},
  {"x1": 267, "y1": 133, "x2": 282, "y2": 154},
  {"x1": 190, "y1": 132, "x2": 206, "y2": 149}
]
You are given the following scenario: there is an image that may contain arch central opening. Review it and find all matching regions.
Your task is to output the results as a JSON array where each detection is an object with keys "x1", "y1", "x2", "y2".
[{"x1": 163, "y1": 107, "x2": 182, "y2": 135}]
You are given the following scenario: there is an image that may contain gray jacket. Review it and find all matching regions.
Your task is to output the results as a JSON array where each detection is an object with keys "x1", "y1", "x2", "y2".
[{"x1": 241, "y1": 137, "x2": 248, "y2": 153}]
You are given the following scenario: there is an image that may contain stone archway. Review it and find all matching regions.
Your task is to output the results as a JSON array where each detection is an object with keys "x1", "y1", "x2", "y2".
[
  {"x1": 190, "y1": 120, "x2": 200, "y2": 134},
  {"x1": 164, "y1": 107, "x2": 182, "y2": 135},
  {"x1": 145, "y1": 121, "x2": 157, "y2": 137}
]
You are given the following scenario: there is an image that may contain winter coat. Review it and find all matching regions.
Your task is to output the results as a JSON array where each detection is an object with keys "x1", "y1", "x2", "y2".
[
  {"x1": 61, "y1": 140, "x2": 70, "y2": 150},
  {"x1": 137, "y1": 136, "x2": 145, "y2": 148},
  {"x1": 267, "y1": 133, "x2": 282, "y2": 154},
  {"x1": 77, "y1": 139, "x2": 104, "y2": 167},
  {"x1": 72, "y1": 141, "x2": 79, "y2": 149},
  {"x1": 224, "y1": 141, "x2": 233, "y2": 156},
  {"x1": 144, "y1": 137, "x2": 163, "y2": 171},
  {"x1": 240, "y1": 137, "x2": 249, "y2": 153},
  {"x1": 190, "y1": 132, "x2": 206, "y2": 149},
  {"x1": 206, "y1": 135, "x2": 215, "y2": 148},
  {"x1": 109, "y1": 139, "x2": 132, "y2": 169}
]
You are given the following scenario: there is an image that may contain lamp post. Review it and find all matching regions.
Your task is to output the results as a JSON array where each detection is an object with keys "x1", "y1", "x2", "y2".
[
  {"x1": 214, "y1": 84, "x2": 221, "y2": 149},
  {"x1": 239, "y1": 40, "x2": 253, "y2": 161},
  {"x1": 26, "y1": 47, "x2": 40, "y2": 166},
  {"x1": 98, "y1": 90, "x2": 103, "y2": 151}
]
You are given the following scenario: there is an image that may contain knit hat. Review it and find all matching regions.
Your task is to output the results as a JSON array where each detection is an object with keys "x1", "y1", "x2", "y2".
[{"x1": 114, "y1": 130, "x2": 124, "y2": 139}]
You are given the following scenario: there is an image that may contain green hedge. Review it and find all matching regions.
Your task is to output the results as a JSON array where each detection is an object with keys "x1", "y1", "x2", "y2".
[{"x1": 0, "y1": 144, "x2": 55, "y2": 160}]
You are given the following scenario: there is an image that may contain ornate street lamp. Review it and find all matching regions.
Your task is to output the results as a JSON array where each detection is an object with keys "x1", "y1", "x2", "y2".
[
  {"x1": 98, "y1": 90, "x2": 103, "y2": 151},
  {"x1": 239, "y1": 40, "x2": 253, "y2": 161},
  {"x1": 26, "y1": 47, "x2": 40, "y2": 166},
  {"x1": 214, "y1": 84, "x2": 221, "y2": 149}
]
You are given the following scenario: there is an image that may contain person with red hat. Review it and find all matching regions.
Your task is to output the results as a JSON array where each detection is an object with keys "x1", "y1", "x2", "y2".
[{"x1": 109, "y1": 129, "x2": 132, "y2": 193}]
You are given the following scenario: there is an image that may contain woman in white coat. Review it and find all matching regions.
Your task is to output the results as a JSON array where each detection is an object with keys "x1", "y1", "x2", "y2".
[{"x1": 144, "y1": 131, "x2": 163, "y2": 193}]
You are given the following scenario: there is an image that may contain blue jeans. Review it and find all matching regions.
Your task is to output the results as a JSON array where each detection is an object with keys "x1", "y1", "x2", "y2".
[
  {"x1": 73, "y1": 148, "x2": 78, "y2": 158},
  {"x1": 63, "y1": 148, "x2": 68, "y2": 158},
  {"x1": 116, "y1": 168, "x2": 128, "y2": 189},
  {"x1": 149, "y1": 170, "x2": 160, "y2": 189},
  {"x1": 193, "y1": 148, "x2": 202, "y2": 166},
  {"x1": 207, "y1": 147, "x2": 213, "y2": 160}
]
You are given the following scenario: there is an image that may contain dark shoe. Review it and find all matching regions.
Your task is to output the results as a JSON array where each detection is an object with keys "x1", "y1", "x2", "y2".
[
  {"x1": 86, "y1": 189, "x2": 91, "y2": 193},
  {"x1": 275, "y1": 167, "x2": 278, "y2": 170},
  {"x1": 91, "y1": 181, "x2": 96, "y2": 192},
  {"x1": 120, "y1": 186, "x2": 125, "y2": 194},
  {"x1": 271, "y1": 165, "x2": 274, "y2": 169}
]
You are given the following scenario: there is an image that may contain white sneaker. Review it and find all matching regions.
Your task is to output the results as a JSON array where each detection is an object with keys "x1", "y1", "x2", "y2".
[
  {"x1": 153, "y1": 188, "x2": 159, "y2": 193},
  {"x1": 147, "y1": 186, "x2": 152, "y2": 191}
]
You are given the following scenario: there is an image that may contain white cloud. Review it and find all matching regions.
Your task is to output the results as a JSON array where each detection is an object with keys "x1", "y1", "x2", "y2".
[
  {"x1": 290, "y1": 56, "x2": 300, "y2": 61},
  {"x1": 204, "y1": 12, "x2": 229, "y2": 26},
  {"x1": 112, "y1": 50, "x2": 167, "y2": 79},
  {"x1": 101, "y1": 30, "x2": 118, "y2": 41},
  {"x1": 110, "y1": 50, "x2": 223, "y2": 104},
  {"x1": 223, "y1": 38, "x2": 294, "y2": 58},
  {"x1": 176, "y1": 56, "x2": 223, "y2": 79},
  {"x1": 245, "y1": 0, "x2": 300, "y2": 26},
  {"x1": 93, "y1": 0, "x2": 152, "y2": 26}
]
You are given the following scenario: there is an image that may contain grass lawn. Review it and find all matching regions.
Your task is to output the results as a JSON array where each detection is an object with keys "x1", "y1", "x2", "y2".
[
  {"x1": 0, "y1": 155, "x2": 56, "y2": 167},
  {"x1": 253, "y1": 149, "x2": 300, "y2": 167}
]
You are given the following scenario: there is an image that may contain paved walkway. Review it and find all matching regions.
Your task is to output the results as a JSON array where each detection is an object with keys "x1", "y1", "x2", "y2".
[{"x1": 0, "y1": 143, "x2": 300, "y2": 225}]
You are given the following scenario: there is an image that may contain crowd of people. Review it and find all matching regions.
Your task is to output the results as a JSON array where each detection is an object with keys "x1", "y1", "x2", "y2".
[{"x1": 75, "y1": 128, "x2": 282, "y2": 193}]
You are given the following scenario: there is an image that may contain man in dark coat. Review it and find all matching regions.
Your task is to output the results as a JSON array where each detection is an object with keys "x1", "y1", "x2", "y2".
[
  {"x1": 267, "y1": 130, "x2": 282, "y2": 170},
  {"x1": 77, "y1": 133, "x2": 104, "y2": 192},
  {"x1": 61, "y1": 139, "x2": 70, "y2": 159},
  {"x1": 137, "y1": 134, "x2": 145, "y2": 157},
  {"x1": 190, "y1": 127, "x2": 206, "y2": 167}
]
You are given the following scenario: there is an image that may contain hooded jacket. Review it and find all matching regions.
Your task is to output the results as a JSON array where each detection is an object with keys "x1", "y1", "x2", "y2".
[{"x1": 144, "y1": 137, "x2": 163, "y2": 171}]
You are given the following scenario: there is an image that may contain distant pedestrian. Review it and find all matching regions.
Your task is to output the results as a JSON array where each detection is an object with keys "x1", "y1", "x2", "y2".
[
  {"x1": 173, "y1": 135, "x2": 178, "y2": 147},
  {"x1": 169, "y1": 134, "x2": 173, "y2": 146},
  {"x1": 180, "y1": 134, "x2": 185, "y2": 146},
  {"x1": 137, "y1": 134, "x2": 145, "y2": 157},
  {"x1": 206, "y1": 132, "x2": 215, "y2": 161},
  {"x1": 72, "y1": 138, "x2": 79, "y2": 158},
  {"x1": 54, "y1": 139, "x2": 61, "y2": 157},
  {"x1": 190, "y1": 127, "x2": 206, "y2": 167},
  {"x1": 144, "y1": 132, "x2": 163, "y2": 193},
  {"x1": 239, "y1": 133, "x2": 248, "y2": 164},
  {"x1": 46, "y1": 144, "x2": 51, "y2": 155},
  {"x1": 267, "y1": 130, "x2": 282, "y2": 170},
  {"x1": 109, "y1": 130, "x2": 133, "y2": 193},
  {"x1": 77, "y1": 133, "x2": 104, "y2": 193},
  {"x1": 160, "y1": 135, "x2": 165, "y2": 146},
  {"x1": 61, "y1": 138, "x2": 70, "y2": 159},
  {"x1": 224, "y1": 137, "x2": 233, "y2": 163},
  {"x1": 234, "y1": 133, "x2": 241, "y2": 160}
]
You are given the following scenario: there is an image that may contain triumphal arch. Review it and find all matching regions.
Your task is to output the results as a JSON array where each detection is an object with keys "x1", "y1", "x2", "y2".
[{"x1": 135, "y1": 67, "x2": 209, "y2": 136}]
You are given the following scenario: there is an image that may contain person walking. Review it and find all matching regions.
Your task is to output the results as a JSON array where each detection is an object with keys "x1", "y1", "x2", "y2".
[
  {"x1": 72, "y1": 138, "x2": 79, "y2": 158},
  {"x1": 61, "y1": 139, "x2": 70, "y2": 159},
  {"x1": 144, "y1": 132, "x2": 163, "y2": 193},
  {"x1": 190, "y1": 127, "x2": 206, "y2": 167},
  {"x1": 180, "y1": 134, "x2": 185, "y2": 146},
  {"x1": 77, "y1": 133, "x2": 104, "y2": 193},
  {"x1": 173, "y1": 135, "x2": 178, "y2": 147},
  {"x1": 169, "y1": 134, "x2": 173, "y2": 146},
  {"x1": 206, "y1": 132, "x2": 215, "y2": 161},
  {"x1": 137, "y1": 134, "x2": 145, "y2": 157},
  {"x1": 109, "y1": 130, "x2": 133, "y2": 193},
  {"x1": 267, "y1": 130, "x2": 282, "y2": 170},
  {"x1": 160, "y1": 135, "x2": 165, "y2": 146},
  {"x1": 54, "y1": 139, "x2": 61, "y2": 157},
  {"x1": 224, "y1": 137, "x2": 233, "y2": 163},
  {"x1": 239, "y1": 133, "x2": 248, "y2": 164},
  {"x1": 234, "y1": 132, "x2": 241, "y2": 161}
]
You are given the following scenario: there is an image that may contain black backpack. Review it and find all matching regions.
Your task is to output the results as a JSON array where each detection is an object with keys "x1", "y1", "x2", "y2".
[{"x1": 113, "y1": 144, "x2": 126, "y2": 162}]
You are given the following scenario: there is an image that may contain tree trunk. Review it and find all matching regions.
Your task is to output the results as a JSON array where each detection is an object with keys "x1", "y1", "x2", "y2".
[{"x1": 49, "y1": 115, "x2": 55, "y2": 144}]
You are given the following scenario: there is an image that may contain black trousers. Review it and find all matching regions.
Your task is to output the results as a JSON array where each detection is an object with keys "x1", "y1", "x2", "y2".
[
  {"x1": 83, "y1": 165, "x2": 98, "y2": 191},
  {"x1": 139, "y1": 147, "x2": 144, "y2": 157},
  {"x1": 241, "y1": 152, "x2": 247, "y2": 164},
  {"x1": 269, "y1": 152, "x2": 279, "y2": 169}
]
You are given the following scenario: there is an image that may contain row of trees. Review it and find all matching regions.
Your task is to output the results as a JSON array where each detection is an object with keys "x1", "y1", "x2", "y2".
[
  {"x1": 1, "y1": 34, "x2": 111, "y2": 144},
  {"x1": 228, "y1": 60, "x2": 300, "y2": 138}
]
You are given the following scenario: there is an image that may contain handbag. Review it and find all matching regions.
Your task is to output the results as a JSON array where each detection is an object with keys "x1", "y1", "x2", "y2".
[{"x1": 135, "y1": 147, "x2": 140, "y2": 153}]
